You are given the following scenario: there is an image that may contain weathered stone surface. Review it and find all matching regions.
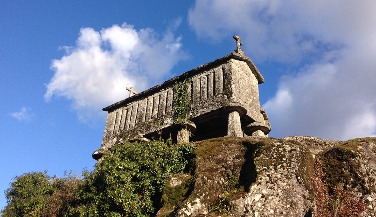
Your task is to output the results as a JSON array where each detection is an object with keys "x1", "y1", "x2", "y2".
[
  {"x1": 227, "y1": 110, "x2": 242, "y2": 137},
  {"x1": 162, "y1": 136, "x2": 376, "y2": 217},
  {"x1": 94, "y1": 43, "x2": 271, "y2": 158}
]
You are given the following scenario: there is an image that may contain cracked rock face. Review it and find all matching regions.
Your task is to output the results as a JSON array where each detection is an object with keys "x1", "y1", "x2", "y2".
[
  {"x1": 160, "y1": 136, "x2": 376, "y2": 217},
  {"x1": 231, "y1": 140, "x2": 313, "y2": 216}
]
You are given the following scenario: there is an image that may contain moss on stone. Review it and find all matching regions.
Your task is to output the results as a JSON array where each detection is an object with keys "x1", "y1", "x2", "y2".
[
  {"x1": 158, "y1": 174, "x2": 196, "y2": 217},
  {"x1": 319, "y1": 146, "x2": 368, "y2": 195},
  {"x1": 97, "y1": 136, "x2": 376, "y2": 216}
]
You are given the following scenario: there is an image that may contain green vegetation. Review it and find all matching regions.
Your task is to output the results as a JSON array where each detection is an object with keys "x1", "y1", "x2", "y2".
[
  {"x1": 159, "y1": 173, "x2": 196, "y2": 216},
  {"x1": 3, "y1": 137, "x2": 375, "y2": 216},
  {"x1": 173, "y1": 79, "x2": 191, "y2": 124},
  {"x1": 1, "y1": 140, "x2": 196, "y2": 217},
  {"x1": 1, "y1": 171, "x2": 81, "y2": 217},
  {"x1": 195, "y1": 138, "x2": 264, "y2": 215}
]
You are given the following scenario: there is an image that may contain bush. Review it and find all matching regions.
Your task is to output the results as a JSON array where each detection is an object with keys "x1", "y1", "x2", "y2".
[
  {"x1": 69, "y1": 140, "x2": 195, "y2": 216},
  {"x1": 2, "y1": 171, "x2": 54, "y2": 217},
  {"x1": 1, "y1": 141, "x2": 196, "y2": 217},
  {"x1": 2, "y1": 171, "x2": 82, "y2": 217}
]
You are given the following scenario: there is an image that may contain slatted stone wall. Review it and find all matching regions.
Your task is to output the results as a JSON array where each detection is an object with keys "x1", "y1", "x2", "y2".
[{"x1": 94, "y1": 52, "x2": 271, "y2": 159}]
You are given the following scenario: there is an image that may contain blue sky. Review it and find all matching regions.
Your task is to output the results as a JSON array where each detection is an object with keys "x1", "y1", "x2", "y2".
[{"x1": 1, "y1": 0, "x2": 376, "y2": 210}]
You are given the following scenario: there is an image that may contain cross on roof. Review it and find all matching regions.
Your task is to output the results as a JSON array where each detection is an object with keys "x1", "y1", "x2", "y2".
[
  {"x1": 126, "y1": 87, "x2": 137, "y2": 97},
  {"x1": 233, "y1": 35, "x2": 244, "y2": 55}
]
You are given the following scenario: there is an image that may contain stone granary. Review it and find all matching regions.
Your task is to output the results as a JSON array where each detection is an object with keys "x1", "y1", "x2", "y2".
[{"x1": 93, "y1": 36, "x2": 271, "y2": 160}]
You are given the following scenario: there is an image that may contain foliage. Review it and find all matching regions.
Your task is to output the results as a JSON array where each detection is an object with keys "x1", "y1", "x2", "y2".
[
  {"x1": 208, "y1": 193, "x2": 233, "y2": 215},
  {"x1": 160, "y1": 173, "x2": 196, "y2": 216},
  {"x1": 1, "y1": 171, "x2": 81, "y2": 217},
  {"x1": 2, "y1": 171, "x2": 53, "y2": 217},
  {"x1": 173, "y1": 79, "x2": 191, "y2": 123},
  {"x1": 42, "y1": 172, "x2": 81, "y2": 216},
  {"x1": 70, "y1": 140, "x2": 196, "y2": 216},
  {"x1": 1, "y1": 141, "x2": 196, "y2": 217}
]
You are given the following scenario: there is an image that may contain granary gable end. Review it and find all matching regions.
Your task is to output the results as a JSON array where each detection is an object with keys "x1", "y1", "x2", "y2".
[{"x1": 93, "y1": 35, "x2": 271, "y2": 160}]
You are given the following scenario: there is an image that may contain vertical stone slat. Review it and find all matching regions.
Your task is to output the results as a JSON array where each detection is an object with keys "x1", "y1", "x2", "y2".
[
  {"x1": 190, "y1": 80, "x2": 194, "y2": 103},
  {"x1": 214, "y1": 67, "x2": 223, "y2": 95},
  {"x1": 112, "y1": 110, "x2": 119, "y2": 134},
  {"x1": 222, "y1": 64, "x2": 232, "y2": 99},
  {"x1": 192, "y1": 76, "x2": 200, "y2": 104},
  {"x1": 166, "y1": 88, "x2": 173, "y2": 116},
  {"x1": 123, "y1": 107, "x2": 129, "y2": 130},
  {"x1": 135, "y1": 102, "x2": 140, "y2": 125},
  {"x1": 152, "y1": 94, "x2": 159, "y2": 119},
  {"x1": 207, "y1": 72, "x2": 214, "y2": 99},
  {"x1": 110, "y1": 111, "x2": 117, "y2": 136},
  {"x1": 126, "y1": 105, "x2": 133, "y2": 130},
  {"x1": 187, "y1": 79, "x2": 192, "y2": 107},
  {"x1": 145, "y1": 96, "x2": 153, "y2": 121},
  {"x1": 138, "y1": 98, "x2": 146, "y2": 123},
  {"x1": 103, "y1": 111, "x2": 115, "y2": 139},
  {"x1": 130, "y1": 102, "x2": 138, "y2": 128},
  {"x1": 121, "y1": 108, "x2": 128, "y2": 131},
  {"x1": 159, "y1": 90, "x2": 167, "y2": 116},
  {"x1": 118, "y1": 108, "x2": 125, "y2": 133},
  {"x1": 117, "y1": 108, "x2": 123, "y2": 132},
  {"x1": 118, "y1": 107, "x2": 126, "y2": 131},
  {"x1": 201, "y1": 74, "x2": 207, "y2": 100}
]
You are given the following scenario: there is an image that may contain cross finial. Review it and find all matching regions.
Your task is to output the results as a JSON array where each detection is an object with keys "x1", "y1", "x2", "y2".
[
  {"x1": 126, "y1": 87, "x2": 137, "y2": 97},
  {"x1": 233, "y1": 35, "x2": 244, "y2": 55}
]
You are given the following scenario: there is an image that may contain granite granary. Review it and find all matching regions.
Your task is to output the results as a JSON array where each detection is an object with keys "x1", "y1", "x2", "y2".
[{"x1": 93, "y1": 36, "x2": 271, "y2": 160}]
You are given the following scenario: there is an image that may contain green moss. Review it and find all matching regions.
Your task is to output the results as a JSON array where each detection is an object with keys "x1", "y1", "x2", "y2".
[
  {"x1": 192, "y1": 137, "x2": 267, "y2": 215},
  {"x1": 194, "y1": 137, "x2": 244, "y2": 158},
  {"x1": 158, "y1": 174, "x2": 196, "y2": 217},
  {"x1": 299, "y1": 150, "x2": 316, "y2": 198},
  {"x1": 319, "y1": 147, "x2": 367, "y2": 194},
  {"x1": 208, "y1": 195, "x2": 233, "y2": 216}
]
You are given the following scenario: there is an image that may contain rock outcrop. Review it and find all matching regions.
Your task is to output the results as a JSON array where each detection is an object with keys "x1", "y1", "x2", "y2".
[{"x1": 159, "y1": 136, "x2": 376, "y2": 216}]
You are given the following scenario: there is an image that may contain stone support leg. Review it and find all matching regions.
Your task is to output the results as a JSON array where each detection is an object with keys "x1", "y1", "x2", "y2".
[
  {"x1": 175, "y1": 122, "x2": 196, "y2": 144},
  {"x1": 252, "y1": 130, "x2": 266, "y2": 137},
  {"x1": 177, "y1": 128, "x2": 190, "y2": 144},
  {"x1": 227, "y1": 110, "x2": 243, "y2": 137}
]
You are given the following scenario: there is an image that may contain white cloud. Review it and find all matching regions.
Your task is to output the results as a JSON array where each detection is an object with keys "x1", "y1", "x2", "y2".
[
  {"x1": 342, "y1": 110, "x2": 376, "y2": 139},
  {"x1": 11, "y1": 107, "x2": 33, "y2": 122},
  {"x1": 190, "y1": 0, "x2": 376, "y2": 140},
  {"x1": 45, "y1": 23, "x2": 186, "y2": 122}
]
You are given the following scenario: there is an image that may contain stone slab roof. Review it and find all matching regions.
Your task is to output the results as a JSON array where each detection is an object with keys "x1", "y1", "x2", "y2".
[{"x1": 103, "y1": 52, "x2": 264, "y2": 112}]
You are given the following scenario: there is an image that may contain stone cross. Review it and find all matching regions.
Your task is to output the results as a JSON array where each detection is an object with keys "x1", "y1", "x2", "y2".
[
  {"x1": 233, "y1": 35, "x2": 244, "y2": 55},
  {"x1": 126, "y1": 87, "x2": 137, "y2": 97}
]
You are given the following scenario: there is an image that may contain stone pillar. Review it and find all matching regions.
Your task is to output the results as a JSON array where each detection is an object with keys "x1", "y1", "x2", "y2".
[
  {"x1": 252, "y1": 130, "x2": 266, "y2": 137},
  {"x1": 174, "y1": 122, "x2": 196, "y2": 144},
  {"x1": 245, "y1": 121, "x2": 271, "y2": 137},
  {"x1": 177, "y1": 128, "x2": 190, "y2": 143},
  {"x1": 227, "y1": 110, "x2": 243, "y2": 137}
]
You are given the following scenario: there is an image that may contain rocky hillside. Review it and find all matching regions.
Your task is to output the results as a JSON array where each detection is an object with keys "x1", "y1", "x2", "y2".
[{"x1": 158, "y1": 136, "x2": 376, "y2": 216}]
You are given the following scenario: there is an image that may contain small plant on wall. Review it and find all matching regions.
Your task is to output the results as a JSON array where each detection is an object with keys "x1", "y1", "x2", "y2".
[{"x1": 173, "y1": 79, "x2": 191, "y2": 124}]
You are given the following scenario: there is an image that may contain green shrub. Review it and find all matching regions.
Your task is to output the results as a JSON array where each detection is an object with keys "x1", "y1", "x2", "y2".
[
  {"x1": 2, "y1": 171, "x2": 54, "y2": 217},
  {"x1": 1, "y1": 171, "x2": 82, "y2": 217},
  {"x1": 70, "y1": 140, "x2": 196, "y2": 216},
  {"x1": 1, "y1": 141, "x2": 196, "y2": 217}
]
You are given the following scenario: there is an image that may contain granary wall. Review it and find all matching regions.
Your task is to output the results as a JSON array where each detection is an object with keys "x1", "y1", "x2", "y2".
[
  {"x1": 225, "y1": 59, "x2": 263, "y2": 122},
  {"x1": 102, "y1": 86, "x2": 175, "y2": 148},
  {"x1": 94, "y1": 52, "x2": 271, "y2": 159}
]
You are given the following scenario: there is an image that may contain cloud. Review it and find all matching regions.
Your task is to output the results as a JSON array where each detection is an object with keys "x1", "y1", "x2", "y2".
[
  {"x1": 11, "y1": 107, "x2": 34, "y2": 122},
  {"x1": 45, "y1": 23, "x2": 186, "y2": 122},
  {"x1": 189, "y1": 0, "x2": 376, "y2": 140},
  {"x1": 189, "y1": 0, "x2": 376, "y2": 62}
]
